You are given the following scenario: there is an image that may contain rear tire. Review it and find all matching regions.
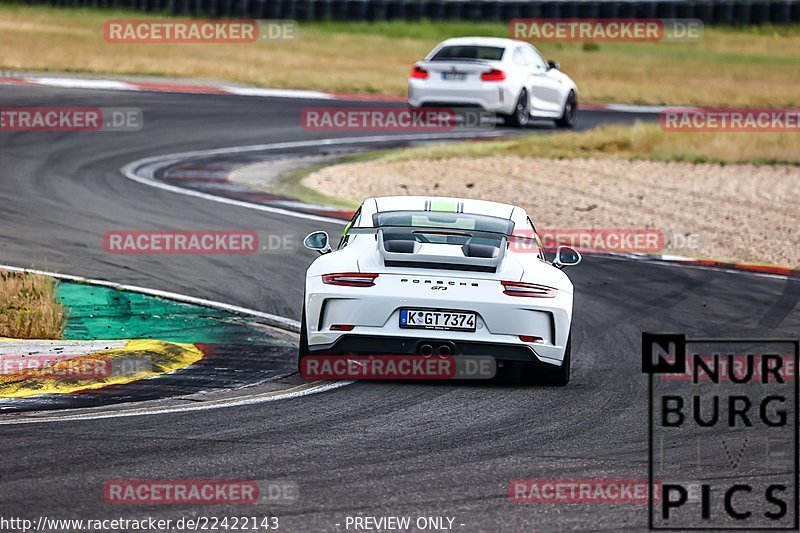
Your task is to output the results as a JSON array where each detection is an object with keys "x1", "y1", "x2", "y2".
[
  {"x1": 546, "y1": 334, "x2": 571, "y2": 386},
  {"x1": 519, "y1": 333, "x2": 571, "y2": 386},
  {"x1": 503, "y1": 90, "x2": 530, "y2": 128},
  {"x1": 555, "y1": 91, "x2": 578, "y2": 129},
  {"x1": 297, "y1": 304, "x2": 310, "y2": 376}
]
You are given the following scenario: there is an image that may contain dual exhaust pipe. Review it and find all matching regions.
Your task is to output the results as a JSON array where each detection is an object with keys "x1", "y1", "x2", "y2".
[{"x1": 419, "y1": 343, "x2": 452, "y2": 357}]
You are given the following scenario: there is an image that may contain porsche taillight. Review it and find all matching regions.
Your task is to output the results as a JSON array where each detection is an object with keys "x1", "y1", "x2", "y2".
[
  {"x1": 501, "y1": 281, "x2": 557, "y2": 298},
  {"x1": 322, "y1": 273, "x2": 379, "y2": 287}
]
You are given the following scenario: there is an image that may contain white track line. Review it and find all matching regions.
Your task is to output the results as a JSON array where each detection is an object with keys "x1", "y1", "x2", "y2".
[
  {"x1": 121, "y1": 131, "x2": 510, "y2": 225},
  {"x1": 2, "y1": 74, "x2": 669, "y2": 112},
  {"x1": 0, "y1": 264, "x2": 354, "y2": 424},
  {"x1": 0, "y1": 265, "x2": 299, "y2": 331},
  {"x1": 0, "y1": 380, "x2": 352, "y2": 425},
  {"x1": 123, "y1": 134, "x2": 796, "y2": 280},
  {"x1": 32, "y1": 77, "x2": 133, "y2": 91}
]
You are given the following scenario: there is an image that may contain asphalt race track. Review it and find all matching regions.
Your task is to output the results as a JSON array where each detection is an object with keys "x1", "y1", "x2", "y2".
[{"x1": 0, "y1": 85, "x2": 798, "y2": 531}]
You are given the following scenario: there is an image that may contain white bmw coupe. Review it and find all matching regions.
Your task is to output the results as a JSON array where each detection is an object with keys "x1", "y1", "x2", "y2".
[
  {"x1": 300, "y1": 196, "x2": 581, "y2": 385},
  {"x1": 408, "y1": 36, "x2": 578, "y2": 128}
]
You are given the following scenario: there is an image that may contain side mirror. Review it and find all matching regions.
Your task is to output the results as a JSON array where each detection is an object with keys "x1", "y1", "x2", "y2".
[
  {"x1": 547, "y1": 60, "x2": 560, "y2": 70},
  {"x1": 553, "y1": 246, "x2": 581, "y2": 269},
  {"x1": 304, "y1": 231, "x2": 331, "y2": 254}
]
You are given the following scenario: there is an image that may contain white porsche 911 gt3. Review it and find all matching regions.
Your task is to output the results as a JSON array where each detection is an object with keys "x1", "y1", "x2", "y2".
[
  {"x1": 299, "y1": 196, "x2": 581, "y2": 385},
  {"x1": 408, "y1": 37, "x2": 578, "y2": 128}
]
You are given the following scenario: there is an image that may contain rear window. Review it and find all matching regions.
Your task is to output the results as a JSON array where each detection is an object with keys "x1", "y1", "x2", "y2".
[
  {"x1": 430, "y1": 46, "x2": 505, "y2": 62},
  {"x1": 373, "y1": 211, "x2": 514, "y2": 235}
]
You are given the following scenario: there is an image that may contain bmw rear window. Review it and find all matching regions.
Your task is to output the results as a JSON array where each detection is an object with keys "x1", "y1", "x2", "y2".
[
  {"x1": 373, "y1": 211, "x2": 514, "y2": 234},
  {"x1": 430, "y1": 46, "x2": 505, "y2": 62}
]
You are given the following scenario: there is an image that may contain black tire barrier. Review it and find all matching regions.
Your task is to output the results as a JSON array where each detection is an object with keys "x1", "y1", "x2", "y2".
[
  {"x1": 540, "y1": 2, "x2": 562, "y2": 19},
  {"x1": 385, "y1": 0, "x2": 405, "y2": 20},
  {"x1": 521, "y1": 1, "x2": 541, "y2": 18},
  {"x1": 367, "y1": 0, "x2": 387, "y2": 21},
  {"x1": 283, "y1": 0, "x2": 298, "y2": 18},
  {"x1": 581, "y1": 2, "x2": 602, "y2": 18},
  {"x1": 792, "y1": 0, "x2": 800, "y2": 21},
  {"x1": 751, "y1": 0, "x2": 770, "y2": 23},
  {"x1": 676, "y1": 1, "x2": 695, "y2": 19},
  {"x1": 619, "y1": 1, "x2": 637, "y2": 18},
  {"x1": 249, "y1": 0, "x2": 265, "y2": 18},
  {"x1": 599, "y1": 1, "x2": 621, "y2": 18},
  {"x1": 238, "y1": 0, "x2": 251, "y2": 17},
  {"x1": 715, "y1": 0, "x2": 735, "y2": 25},
  {"x1": 346, "y1": 0, "x2": 367, "y2": 20},
  {"x1": 463, "y1": 0, "x2": 482, "y2": 20},
  {"x1": 314, "y1": 0, "x2": 334, "y2": 20},
  {"x1": 406, "y1": 0, "x2": 423, "y2": 21},
  {"x1": 445, "y1": 0, "x2": 465, "y2": 20},
  {"x1": 733, "y1": 1, "x2": 753, "y2": 24},
  {"x1": 22, "y1": 0, "x2": 800, "y2": 25},
  {"x1": 560, "y1": 1, "x2": 579, "y2": 18},
  {"x1": 695, "y1": 1, "x2": 715, "y2": 23},
  {"x1": 636, "y1": 1, "x2": 657, "y2": 19},
  {"x1": 266, "y1": 0, "x2": 284, "y2": 19},
  {"x1": 770, "y1": 0, "x2": 791, "y2": 22},
  {"x1": 208, "y1": 0, "x2": 220, "y2": 17},
  {"x1": 500, "y1": 1, "x2": 524, "y2": 21},
  {"x1": 656, "y1": 1, "x2": 677, "y2": 19},
  {"x1": 425, "y1": 0, "x2": 444, "y2": 20},
  {"x1": 294, "y1": 0, "x2": 314, "y2": 20},
  {"x1": 333, "y1": 0, "x2": 347, "y2": 19},
  {"x1": 481, "y1": 0, "x2": 501, "y2": 21}
]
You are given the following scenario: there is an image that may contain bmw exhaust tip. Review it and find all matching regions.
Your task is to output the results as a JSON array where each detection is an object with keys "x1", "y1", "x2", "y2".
[
  {"x1": 419, "y1": 344, "x2": 433, "y2": 356},
  {"x1": 438, "y1": 345, "x2": 452, "y2": 356}
]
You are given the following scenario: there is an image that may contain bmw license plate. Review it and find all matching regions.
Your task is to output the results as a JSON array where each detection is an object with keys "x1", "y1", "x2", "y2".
[
  {"x1": 400, "y1": 309, "x2": 476, "y2": 331},
  {"x1": 441, "y1": 71, "x2": 467, "y2": 81}
]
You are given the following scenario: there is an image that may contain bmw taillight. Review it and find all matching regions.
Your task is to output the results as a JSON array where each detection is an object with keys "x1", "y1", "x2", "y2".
[
  {"x1": 322, "y1": 273, "x2": 379, "y2": 287},
  {"x1": 410, "y1": 66, "x2": 429, "y2": 79},
  {"x1": 501, "y1": 281, "x2": 557, "y2": 298},
  {"x1": 481, "y1": 69, "x2": 506, "y2": 82}
]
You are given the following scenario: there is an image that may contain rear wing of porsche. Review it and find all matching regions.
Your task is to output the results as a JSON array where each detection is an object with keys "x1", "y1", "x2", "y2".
[{"x1": 350, "y1": 226, "x2": 508, "y2": 273}]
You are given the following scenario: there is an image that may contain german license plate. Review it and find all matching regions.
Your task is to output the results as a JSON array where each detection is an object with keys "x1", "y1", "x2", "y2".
[
  {"x1": 441, "y1": 71, "x2": 467, "y2": 81},
  {"x1": 399, "y1": 309, "x2": 476, "y2": 331}
]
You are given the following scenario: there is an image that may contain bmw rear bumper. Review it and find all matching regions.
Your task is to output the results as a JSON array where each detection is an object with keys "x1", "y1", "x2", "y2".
[{"x1": 408, "y1": 80, "x2": 515, "y2": 114}]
